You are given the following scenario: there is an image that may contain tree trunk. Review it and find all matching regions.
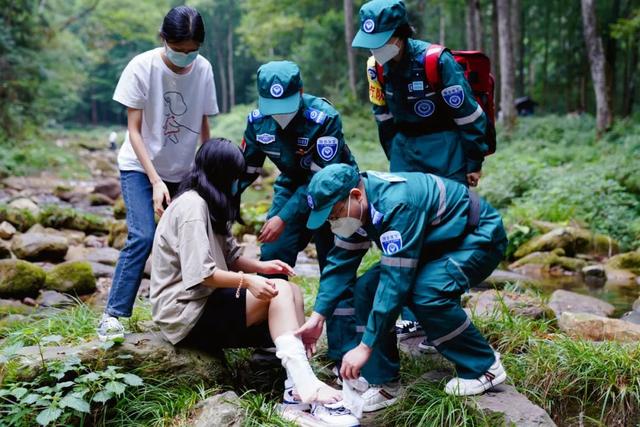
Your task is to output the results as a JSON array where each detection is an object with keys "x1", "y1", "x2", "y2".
[
  {"x1": 510, "y1": 0, "x2": 522, "y2": 96},
  {"x1": 497, "y1": 0, "x2": 516, "y2": 129},
  {"x1": 466, "y1": 0, "x2": 483, "y2": 50},
  {"x1": 216, "y1": 46, "x2": 229, "y2": 113},
  {"x1": 541, "y1": 2, "x2": 550, "y2": 107},
  {"x1": 622, "y1": 36, "x2": 638, "y2": 116},
  {"x1": 227, "y1": 21, "x2": 236, "y2": 109},
  {"x1": 344, "y1": 0, "x2": 357, "y2": 97},
  {"x1": 580, "y1": 0, "x2": 612, "y2": 134},
  {"x1": 491, "y1": 0, "x2": 500, "y2": 112}
]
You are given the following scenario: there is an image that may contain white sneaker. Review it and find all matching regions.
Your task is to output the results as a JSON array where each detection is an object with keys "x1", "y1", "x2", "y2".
[
  {"x1": 331, "y1": 365, "x2": 343, "y2": 386},
  {"x1": 361, "y1": 383, "x2": 400, "y2": 412},
  {"x1": 282, "y1": 379, "x2": 311, "y2": 411},
  {"x1": 310, "y1": 402, "x2": 360, "y2": 426},
  {"x1": 444, "y1": 354, "x2": 507, "y2": 396},
  {"x1": 97, "y1": 314, "x2": 125, "y2": 343},
  {"x1": 395, "y1": 320, "x2": 425, "y2": 341}
]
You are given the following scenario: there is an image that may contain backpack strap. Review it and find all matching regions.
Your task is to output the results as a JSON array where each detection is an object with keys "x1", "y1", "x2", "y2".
[
  {"x1": 424, "y1": 43, "x2": 446, "y2": 91},
  {"x1": 376, "y1": 62, "x2": 384, "y2": 85}
]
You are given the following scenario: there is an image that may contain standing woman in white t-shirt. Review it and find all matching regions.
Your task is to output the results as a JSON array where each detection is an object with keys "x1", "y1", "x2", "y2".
[{"x1": 98, "y1": 5, "x2": 219, "y2": 342}]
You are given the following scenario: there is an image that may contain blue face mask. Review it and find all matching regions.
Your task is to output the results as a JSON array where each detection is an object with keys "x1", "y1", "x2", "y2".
[{"x1": 165, "y1": 44, "x2": 199, "y2": 68}]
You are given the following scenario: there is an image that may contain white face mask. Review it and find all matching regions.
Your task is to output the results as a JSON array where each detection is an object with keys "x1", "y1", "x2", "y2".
[
  {"x1": 329, "y1": 196, "x2": 363, "y2": 238},
  {"x1": 272, "y1": 111, "x2": 297, "y2": 129},
  {"x1": 371, "y1": 42, "x2": 400, "y2": 66}
]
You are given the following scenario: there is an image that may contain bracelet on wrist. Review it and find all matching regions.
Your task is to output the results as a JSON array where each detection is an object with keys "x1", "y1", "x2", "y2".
[{"x1": 235, "y1": 271, "x2": 245, "y2": 299}]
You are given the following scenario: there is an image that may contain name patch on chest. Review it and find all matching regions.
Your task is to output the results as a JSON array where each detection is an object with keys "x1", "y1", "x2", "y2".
[
  {"x1": 297, "y1": 137, "x2": 309, "y2": 147},
  {"x1": 257, "y1": 133, "x2": 276, "y2": 144},
  {"x1": 380, "y1": 230, "x2": 403, "y2": 255}
]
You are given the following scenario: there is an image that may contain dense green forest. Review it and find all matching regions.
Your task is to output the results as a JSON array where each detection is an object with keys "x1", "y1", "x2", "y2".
[{"x1": 2, "y1": 0, "x2": 639, "y2": 142}]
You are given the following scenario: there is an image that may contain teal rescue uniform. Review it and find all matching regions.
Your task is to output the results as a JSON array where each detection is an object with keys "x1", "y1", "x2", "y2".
[
  {"x1": 367, "y1": 39, "x2": 489, "y2": 184},
  {"x1": 313, "y1": 171, "x2": 507, "y2": 384},
  {"x1": 239, "y1": 93, "x2": 359, "y2": 361}
]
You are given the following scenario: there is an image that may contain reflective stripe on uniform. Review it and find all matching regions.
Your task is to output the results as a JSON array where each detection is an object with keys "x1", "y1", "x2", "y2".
[
  {"x1": 381, "y1": 256, "x2": 418, "y2": 268},
  {"x1": 246, "y1": 166, "x2": 263, "y2": 174},
  {"x1": 334, "y1": 237, "x2": 371, "y2": 251},
  {"x1": 310, "y1": 161, "x2": 322, "y2": 172},
  {"x1": 333, "y1": 307, "x2": 356, "y2": 316},
  {"x1": 454, "y1": 104, "x2": 484, "y2": 125},
  {"x1": 448, "y1": 257, "x2": 470, "y2": 287},
  {"x1": 430, "y1": 317, "x2": 471, "y2": 347},
  {"x1": 375, "y1": 113, "x2": 394, "y2": 122},
  {"x1": 263, "y1": 151, "x2": 280, "y2": 158},
  {"x1": 356, "y1": 325, "x2": 366, "y2": 333},
  {"x1": 429, "y1": 174, "x2": 447, "y2": 225}
]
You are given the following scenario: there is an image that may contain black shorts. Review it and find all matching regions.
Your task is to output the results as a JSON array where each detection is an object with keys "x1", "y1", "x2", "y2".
[{"x1": 177, "y1": 288, "x2": 273, "y2": 354}]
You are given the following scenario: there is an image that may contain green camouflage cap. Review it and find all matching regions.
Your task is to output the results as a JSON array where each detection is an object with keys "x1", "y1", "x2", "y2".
[
  {"x1": 352, "y1": 0, "x2": 408, "y2": 49},
  {"x1": 257, "y1": 61, "x2": 303, "y2": 115},
  {"x1": 306, "y1": 164, "x2": 360, "y2": 230}
]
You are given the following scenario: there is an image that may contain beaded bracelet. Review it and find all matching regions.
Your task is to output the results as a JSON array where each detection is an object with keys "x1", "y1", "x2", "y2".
[{"x1": 235, "y1": 271, "x2": 244, "y2": 299}]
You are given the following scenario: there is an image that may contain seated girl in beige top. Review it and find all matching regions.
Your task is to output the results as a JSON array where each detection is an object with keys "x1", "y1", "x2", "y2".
[{"x1": 149, "y1": 138, "x2": 340, "y2": 408}]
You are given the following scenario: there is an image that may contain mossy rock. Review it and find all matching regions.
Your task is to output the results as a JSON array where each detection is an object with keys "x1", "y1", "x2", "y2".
[
  {"x1": 45, "y1": 261, "x2": 96, "y2": 295},
  {"x1": 113, "y1": 197, "x2": 126, "y2": 220},
  {"x1": 0, "y1": 205, "x2": 37, "y2": 232},
  {"x1": 38, "y1": 205, "x2": 110, "y2": 234},
  {"x1": 108, "y1": 220, "x2": 128, "y2": 249},
  {"x1": 0, "y1": 259, "x2": 46, "y2": 298},
  {"x1": 514, "y1": 227, "x2": 619, "y2": 259},
  {"x1": 233, "y1": 201, "x2": 270, "y2": 237},
  {"x1": 509, "y1": 251, "x2": 587, "y2": 272},
  {"x1": 605, "y1": 251, "x2": 640, "y2": 276}
]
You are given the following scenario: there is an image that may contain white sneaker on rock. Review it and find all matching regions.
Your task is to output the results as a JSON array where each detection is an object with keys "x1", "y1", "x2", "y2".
[
  {"x1": 310, "y1": 402, "x2": 360, "y2": 426},
  {"x1": 97, "y1": 314, "x2": 125, "y2": 343},
  {"x1": 444, "y1": 354, "x2": 507, "y2": 396},
  {"x1": 361, "y1": 383, "x2": 401, "y2": 412}
]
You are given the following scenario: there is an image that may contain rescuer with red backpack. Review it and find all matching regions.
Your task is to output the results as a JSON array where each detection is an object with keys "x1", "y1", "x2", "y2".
[{"x1": 314, "y1": 0, "x2": 498, "y2": 409}]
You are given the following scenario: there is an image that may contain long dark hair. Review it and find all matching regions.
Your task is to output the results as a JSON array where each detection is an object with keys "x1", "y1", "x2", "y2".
[
  {"x1": 177, "y1": 138, "x2": 245, "y2": 234},
  {"x1": 160, "y1": 6, "x2": 205, "y2": 44}
]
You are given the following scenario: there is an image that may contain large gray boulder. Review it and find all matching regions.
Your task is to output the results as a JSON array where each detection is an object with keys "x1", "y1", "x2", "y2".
[
  {"x1": 10, "y1": 332, "x2": 226, "y2": 384},
  {"x1": 11, "y1": 232, "x2": 69, "y2": 262},
  {"x1": 190, "y1": 391, "x2": 244, "y2": 427},
  {"x1": 420, "y1": 371, "x2": 556, "y2": 427},
  {"x1": 558, "y1": 312, "x2": 640, "y2": 342},
  {"x1": 466, "y1": 290, "x2": 550, "y2": 320},
  {"x1": 86, "y1": 247, "x2": 120, "y2": 266},
  {"x1": 548, "y1": 289, "x2": 614, "y2": 318}
]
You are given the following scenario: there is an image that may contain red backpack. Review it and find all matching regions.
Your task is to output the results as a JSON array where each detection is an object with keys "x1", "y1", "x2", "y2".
[{"x1": 376, "y1": 44, "x2": 497, "y2": 155}]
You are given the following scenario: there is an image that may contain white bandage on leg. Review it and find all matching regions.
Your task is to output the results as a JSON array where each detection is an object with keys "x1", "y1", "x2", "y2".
[{"x1": 275, "y1": 333, "x2": 323, "y2": 403}]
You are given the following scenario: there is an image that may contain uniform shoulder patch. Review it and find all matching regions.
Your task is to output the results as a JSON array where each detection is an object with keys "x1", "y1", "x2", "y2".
[
  {"x1": 442, "y1": 85, "x2": 465, "y2": 108},
  {"x1": 317, "y1": 136, "x2": 339, "y2": 161},
  {"x1": 304, "y1": 108, "x2": 327, "y2": 125},
  {"x1": 247, "y1": 109, "x2": 264, "y2": 123},
  {"x1": 380, "y1": 230, "x2": 403, "y2": 255},
  {"x1": 367, "y1": 56, "x2": 386, "y2": 107}
]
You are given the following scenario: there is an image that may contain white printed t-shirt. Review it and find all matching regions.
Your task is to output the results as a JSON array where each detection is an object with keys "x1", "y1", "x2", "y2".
[{"x1": 113, "y1": 47, "x2": 219, "y2": 182}]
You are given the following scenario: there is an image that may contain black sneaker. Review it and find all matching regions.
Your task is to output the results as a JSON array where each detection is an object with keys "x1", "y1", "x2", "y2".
[
  {"x1": 418, "y1": 338, "x2": 438, "y2": 354},
  {"x1": 395, "y1": 320, "x2": 425, "y2": 341}
]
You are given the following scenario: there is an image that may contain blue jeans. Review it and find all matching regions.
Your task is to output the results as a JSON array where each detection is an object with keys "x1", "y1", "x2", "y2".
[{"x1": 105, "y1": 171, "x2": 180, "y2": 318}]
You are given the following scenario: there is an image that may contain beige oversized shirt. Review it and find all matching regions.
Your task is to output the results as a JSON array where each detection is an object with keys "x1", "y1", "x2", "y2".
[{"x1": 150, "y1": 190, "x2": 241, "y2": 344}]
